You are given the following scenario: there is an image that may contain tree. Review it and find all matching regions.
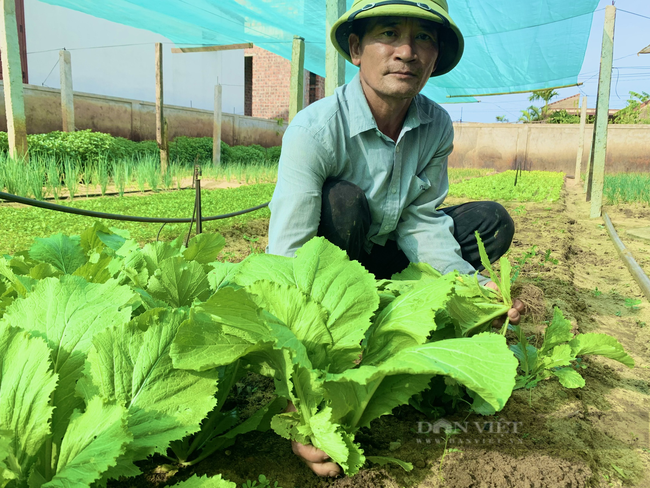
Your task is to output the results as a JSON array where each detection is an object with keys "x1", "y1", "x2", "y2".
[
  {"x1": 613, "y1": 91, "x2": 650, "y2": 124},
  {"x1": 548, "y1": 109, "x2": 581, "y2": 124},
  {"x1": 529, "y1": 89, "x2": 559, "y2": 117},
  {"x1": 496, "y1": 115, "x2": 509, "y2": 123},
  {"x1": 518, "y1": 106, "x2": 542, "y2": 123}
]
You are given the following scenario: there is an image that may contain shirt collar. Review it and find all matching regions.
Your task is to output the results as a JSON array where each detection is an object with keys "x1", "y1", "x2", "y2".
[
  {"x1": 346, "y1": 73, "x2": 435, "y2": 138},
  {"x1": 347, "y1": 74, "x2": 377, "y2": 138}
]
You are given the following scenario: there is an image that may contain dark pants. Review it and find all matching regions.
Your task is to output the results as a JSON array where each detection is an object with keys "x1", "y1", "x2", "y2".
[{"x1": 317, "y1": 179, "x2": 515, "y2": 279}]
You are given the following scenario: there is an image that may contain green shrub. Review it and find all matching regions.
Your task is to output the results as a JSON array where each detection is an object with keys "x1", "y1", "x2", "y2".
[
  {"x1": 109, "y1": 137, "x2": 158, "y2": 160},
  {"x1": 169, "y1": 136, "x2": 214, "y2": 165},
  {"x1": 0, "y1": 130, "x2": 281, "y2": 166},
  {"x1": 266, "y1": 146, "x2": 282, "y2": 163},
  {"x1": 0, "y1": 132, "x2": 8, "y2": 153}
]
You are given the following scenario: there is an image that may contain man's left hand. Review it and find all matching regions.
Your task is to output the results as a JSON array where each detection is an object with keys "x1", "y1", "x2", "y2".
[{"x1": 485, "y1": 281, "x2": 525, "y2": 325}]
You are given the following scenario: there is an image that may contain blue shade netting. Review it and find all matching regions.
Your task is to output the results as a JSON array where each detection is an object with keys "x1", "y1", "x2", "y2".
[{"x1": 38, "y1": 0, "x2": 600, "y2": 103}]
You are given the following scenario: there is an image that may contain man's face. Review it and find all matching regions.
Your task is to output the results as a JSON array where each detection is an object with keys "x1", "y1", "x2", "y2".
[{"x1": 349, "y1": 16, "x2": 440, "y2": 101}]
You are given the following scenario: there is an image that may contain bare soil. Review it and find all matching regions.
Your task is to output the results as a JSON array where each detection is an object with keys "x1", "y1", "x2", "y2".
[{"x1": 115, "y1": 178, "x2": 650, "y2": 488}]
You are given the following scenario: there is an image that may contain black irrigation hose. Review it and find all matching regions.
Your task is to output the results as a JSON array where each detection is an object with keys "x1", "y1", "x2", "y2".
[{"x1": 0, "y1": 191, "x2": 270, "y2": 223}]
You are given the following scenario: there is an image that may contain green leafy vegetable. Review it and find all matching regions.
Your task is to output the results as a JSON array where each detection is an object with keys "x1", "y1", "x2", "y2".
[
  {"x1": 511, "y1": 308, "x2": 634, "y2": 392},
  {"x1": 172, "y1": 237, "x2": 519, "y2": 475}
]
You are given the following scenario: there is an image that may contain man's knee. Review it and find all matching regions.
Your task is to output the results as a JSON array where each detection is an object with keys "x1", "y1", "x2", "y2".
[
  {"x1": 487, "y1": 201, "x2": 515, "y2": 244},
  {"x1": 322, "y1": 179, "x2": 367, "y2": 214},
  {"x1": 319, "y1": 179, "x2": 371, "y2": 259},
  {"x1": 478, "y1": 201, "x2": 515, "y2": 255}
]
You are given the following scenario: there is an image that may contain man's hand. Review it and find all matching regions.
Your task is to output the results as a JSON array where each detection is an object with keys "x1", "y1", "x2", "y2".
[
  {"x1": 485, "y1": 281, "x2": 525, "y2": 326},
  {"x1": 286, "y1": 402, "x2": 342, "y2": 478}
]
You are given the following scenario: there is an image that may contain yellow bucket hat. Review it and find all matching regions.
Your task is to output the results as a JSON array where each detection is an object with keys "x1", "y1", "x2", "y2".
[{"x1": 330, "y1": 0, "x2": 464, "y2": 77}]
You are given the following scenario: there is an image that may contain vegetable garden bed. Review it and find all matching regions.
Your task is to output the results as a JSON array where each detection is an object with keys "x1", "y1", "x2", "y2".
[{"x1": 1, "y1": 173, "x2": 648, "y2": 488}]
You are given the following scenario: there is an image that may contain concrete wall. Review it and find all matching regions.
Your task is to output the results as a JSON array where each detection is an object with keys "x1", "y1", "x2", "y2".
[
  {"x1": 1, "y1": 82, "x2": 648, "y2": 168},
  {"x1": 450, "y1": 123, "x2": 650, "y2": 175},
  {"x1": 0, "y1": 82, "x2": 287, "y2": 147},
  {"x1": 24, "y1": 0, "x2": 245, "y2": 115}
]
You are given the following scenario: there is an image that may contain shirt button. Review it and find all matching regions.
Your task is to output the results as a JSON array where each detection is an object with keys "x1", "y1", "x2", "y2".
[
  {"x1": 392, "y1": 188, "x2": 397, "y2": 194},
  {"x1": 396, "y1": 146, "x2": 401, "y2": 153}
]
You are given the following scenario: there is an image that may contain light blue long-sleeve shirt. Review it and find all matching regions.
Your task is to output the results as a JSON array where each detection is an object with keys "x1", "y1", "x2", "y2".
[{"x1": 267, "y1": 73, "x2": 480, "y2": 279}]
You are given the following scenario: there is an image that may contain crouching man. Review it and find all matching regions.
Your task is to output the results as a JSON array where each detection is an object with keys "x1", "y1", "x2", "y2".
[{"x1": 266, "y1": 0, "x2": 524, "y2": 477}]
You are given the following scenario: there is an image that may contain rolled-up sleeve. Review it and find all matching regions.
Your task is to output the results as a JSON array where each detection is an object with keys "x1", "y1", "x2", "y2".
[
  {"x1": 396, "y1": 121, "x2": 484, "y2": 280},
  {"x1": 267, "y1": 125, "x2": 330, "y2": 258}
]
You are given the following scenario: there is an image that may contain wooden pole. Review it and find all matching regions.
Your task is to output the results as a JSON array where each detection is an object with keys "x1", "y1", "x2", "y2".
[
  {"x1": 155, "y1": 42, "x2": 168, "y2": 174},
  {"x1": 574, "y1": 95, "x2": 587, "y2": 181},
  {"x1": 289, "y1": 36, "x2": 305, "y2": 123},
  {"x1": 59, "y1": 50, "x2": 75, "y2": 132},
  {"x1": 172, "y1": 42, "x2": 253, "y2": 54},
  {"x1": 0, "y1": 0, "x2": 28, "y2": 159},
  {"x1": 584, "y1": 116, "x2": 594, "y2": 194},
  {"x1": 590, "y1": 5, "x2": 616, "y2": 219},
  {"x1": 213, "y1": 84, "x2": 222, "y2": 166},
  {"x1": 325, "y1": 0, "x2": 346, "y2": 97}
]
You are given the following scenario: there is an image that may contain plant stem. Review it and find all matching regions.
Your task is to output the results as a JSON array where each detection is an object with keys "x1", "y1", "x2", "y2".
[{"x1": 184, "y1": 360, "x2": 240, "y2": 460}]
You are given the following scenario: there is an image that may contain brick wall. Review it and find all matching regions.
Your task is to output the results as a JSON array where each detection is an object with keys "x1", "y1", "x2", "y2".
[{"x1": 245, "y1": 46, "x2": 326, "y2": 122}]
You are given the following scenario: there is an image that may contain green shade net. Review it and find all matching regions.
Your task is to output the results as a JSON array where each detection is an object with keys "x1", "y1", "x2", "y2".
[{"x1": 38, "y1": 0, "x2": 600, "y2": 103}]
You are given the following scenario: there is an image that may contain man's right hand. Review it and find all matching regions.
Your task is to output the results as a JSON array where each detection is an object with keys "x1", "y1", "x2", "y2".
[{"x1": 286, "y1": 402, "x2": 342, "y2": 478}]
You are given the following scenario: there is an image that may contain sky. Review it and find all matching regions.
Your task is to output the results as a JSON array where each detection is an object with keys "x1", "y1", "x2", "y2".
[{"x1": 442, "y1": 0, "x2": 650, "y2": 123}]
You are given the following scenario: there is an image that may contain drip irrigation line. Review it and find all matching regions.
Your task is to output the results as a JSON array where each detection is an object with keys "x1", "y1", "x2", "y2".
[
  {"x1": 0, "y1": 191, "x2": 269, "y2": 223},
  {"x1": 602, "y1": 212, "x2": 650, "y2": 303}
]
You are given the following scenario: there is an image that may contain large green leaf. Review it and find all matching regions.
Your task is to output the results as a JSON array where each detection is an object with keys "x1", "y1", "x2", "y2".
[
  {"x1": 324, "y1": 373, "x2": 431, "y2": 431},
  {"x1": 29, "y1": 234, "x2": 87, "y2": 274},
  {"x1": 207, "y1": 262, "x2": 239, "y2": 291},
  {"x1": 79, "y1": 223, "x2": 113, "y2": 254},
  {"x1": 245, "y1": 281, "x2": 332, "y2": 367},
  {"x1": 43, "y1": 397, "x2": 130, "y2": 488},
  {"x1": 539, "y1": 344, "x2": 574, "y2": 370},
  {"x1": 171, "y1": 287, "x2": 272, "y2": 371},
  {"x1": 308, "y1": 407, "x2": 365, "y2": 475},
  {"x1": 0, "y1": 323, "x2": 57, "y2": 480},
  {"x1": 569, "y1": 333, "x2": 635, "y2": 368},
  {"x1": 141, "y1": 241, "x2": 185, "y2": 276},
  {"x1": 329, "y1": 333, "x2": 518, "y2": 416},
  {"x1": 292, "y1": 238, "x2": 378, "y2": 369},
  {"x1": 0, "y1": 258, "x2": 32, "y2": 298},
  {"x1": 169, "y1": 474, "x2": 236, "y2": 488},
  {"x1": 183, "y1": 233, "x2": 226, "y2": 265},
  {"x1": 148, "y1": 257, "x2": 211, "y2": 307},
  {"x1": 391, "y1": 262, "x2": 442, "y2": 281},
  {"x1": 552, "y1": 367, "x2": 586, "y2": 388},
  {"x1": 540, "y1": 307, "x2": 574, "y2": 354},
  {"x1": 1, "y1": 276, "x2": 135, "y2": 449},
  {"x1": 363, "y1": 274, "x2": 456, "y2": 365},
  {"x1": 0, "y1": 430, "x2": 18, "y2": 487},
  {"x1": 72, "y1": 255, "x2": 112, "y2": 284},
  {"x1": 79, "y1": 309, "x2": 219, "y2": 480},
  {"x1": 220, "y1": 253, "x2": 294, "y2": 288}
]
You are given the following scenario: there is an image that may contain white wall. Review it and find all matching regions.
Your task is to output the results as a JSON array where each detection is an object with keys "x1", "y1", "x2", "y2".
[{"x1": 24, "y1": 0, "x2": 245, "y2": 114}]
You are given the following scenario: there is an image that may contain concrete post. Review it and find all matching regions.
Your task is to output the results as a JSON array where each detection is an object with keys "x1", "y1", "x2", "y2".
[
  {"x1": 213, "y1": 84, "x2": 223, "y2": 166},
  {"x1": 289, "y1": 36, "x2": 305, "y2": 123},
  {"x1": 155, "y1": 43, "x2": 168, "y2": 174},
  {"x1": 59, "y1": 50, "x2": 75, "y2": 132},
  {"x1": 0, "y1": 0, "x2": 28, "y2": 159},
  {"x1": 325, "y1": 0, "x2": 346, "y2": 97},
  {"x1": 575, "y1": 95, "x2": 587, "y2": 180},
  {"x1": 590, "y1": 5, "x2": 616, "y2": 218}
]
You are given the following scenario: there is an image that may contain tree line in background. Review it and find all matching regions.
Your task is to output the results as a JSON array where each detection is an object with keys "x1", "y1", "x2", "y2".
[{"x1": 495, "y1": 90, "x2": 650, "y2": 124}]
